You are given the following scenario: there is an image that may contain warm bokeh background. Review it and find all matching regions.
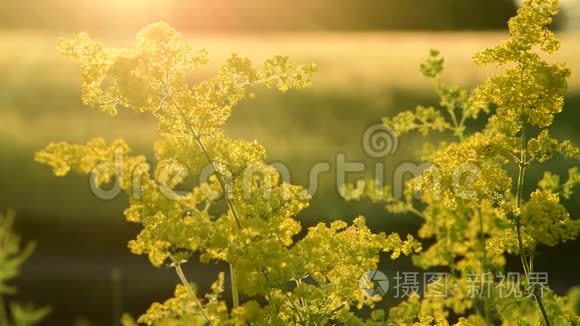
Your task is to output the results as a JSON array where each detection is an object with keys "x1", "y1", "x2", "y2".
[{"x1": 1, "y1": 0, "x2": 579, "y2": 324}]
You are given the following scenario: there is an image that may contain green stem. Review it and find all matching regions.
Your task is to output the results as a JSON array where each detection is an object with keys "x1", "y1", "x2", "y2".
[
  {"x1": 478, "y1": 208, "x2": 491, "y2": 325},
  {"x1": 191, "y1": 132, "x2": 241, "y2": 310},
  {"x1": 514, "y1": 125, "x2": 550, "y2": 326},
  {"x1": 175, "y1": 264, "x2": 212, "y2": 325},
  {"x1": 171, "y1": 96, "x2": 243, "y2": 229},
  {"x1": 174, "y1": 102, "x2": 242, "y2": 308},
  {"x1": 534, "y1": 293, "x2": 551, "y2": 326},
  {"x1": 436, "y1": 80, "x2": 465, "y2": 141},
  {"x1": 168, "y1": 79, "x2": 277, "y2": 312},
  {"x1": 283, "y1": 292, "x2": 305, "y2": 324},
  {"x1": 229, "y1": 264, "x2": 240, "y2": 309},
  {"x1": 192, "y1": 132, "x2": 242, "y2": 229},
  {"x1": 478, "y1": 211, "x2": 489, "y2": 273},
  {"x1": 515, "y1": 126, "x2": 530, "y2": 281}
]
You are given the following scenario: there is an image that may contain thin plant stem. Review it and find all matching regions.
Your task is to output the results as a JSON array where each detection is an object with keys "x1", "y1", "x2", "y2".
[
  {"x1": 175, "y1": 264, "x2": 212, "y2": 325},
  {"x1": 171, "y1": 96, "x2": 243, "y2": 230},
  {"x1": 167, "y1": 78, "x2": 285, "y2": 313},
  {"x1": 189, "y1": 130, "x2": 241, "y2": 309},
  {"x1": 229, "y1": 264, "x2": 240, "y2": 309},
  {"x1": 478, "y1": 208, "x2": 491, "y2": 325},
  {"x1": 171, "y1": 98, "x2": 242, "y2": 308},
  {"x1": 283, "y1": 292, "x2": 304, "y2": 324},
  {"x1": 191, "y1": 131, "x2": 242, "y2": 229},
  {"x1": 534, "y1": 293, "x2": 551, "y2": 326},
  {"x1": 514, "y1": 125, "x2": 551, "y2": 326}
]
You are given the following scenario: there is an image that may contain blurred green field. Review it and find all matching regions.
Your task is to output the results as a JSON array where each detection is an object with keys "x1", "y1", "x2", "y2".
[
  {"x1": 1, "y1": 32, "x2": 580, "y2": 324},
  {"x1": 2, "y1": 31, "x2": 580, "y2": 220}
]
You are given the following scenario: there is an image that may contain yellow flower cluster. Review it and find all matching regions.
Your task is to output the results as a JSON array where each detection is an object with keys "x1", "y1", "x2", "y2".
[
  {"x1": 347, "y1": 0, "x2": 580, "y2": 324},
  {"x1": 37, "y1": 22, "x2": 421, "y2": 325}
]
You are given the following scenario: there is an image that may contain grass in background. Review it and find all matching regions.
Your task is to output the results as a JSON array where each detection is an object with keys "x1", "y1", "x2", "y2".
[
  {"x1": 2, "y1": 31, "x2": 580, "y2": 220},
  {"x1": 1, "y1": 31, "x2": 579, "y2": 324}
]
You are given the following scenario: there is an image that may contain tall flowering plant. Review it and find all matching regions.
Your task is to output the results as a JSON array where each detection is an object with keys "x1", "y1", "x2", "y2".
[
  {"x1": 345, "y1": 0, "x2": 580, "y2": 325},
  {"x1": 36, "y1": 23, "x2": 420, "y2": 325}
]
